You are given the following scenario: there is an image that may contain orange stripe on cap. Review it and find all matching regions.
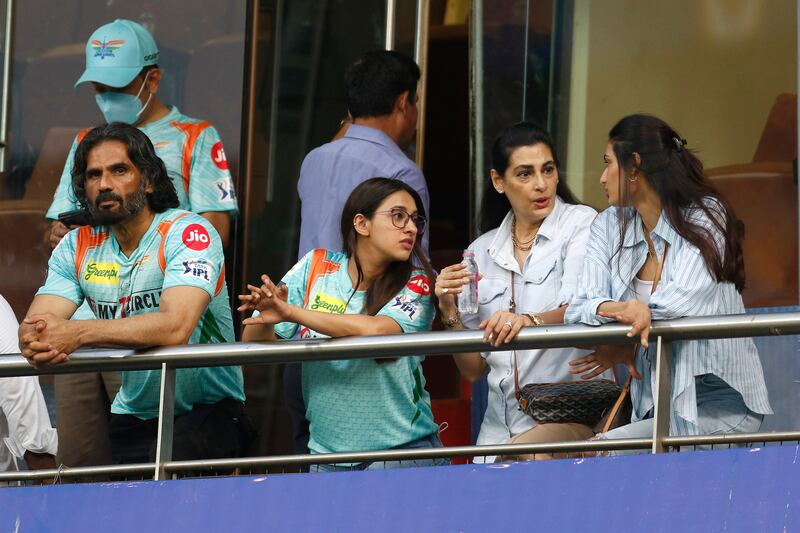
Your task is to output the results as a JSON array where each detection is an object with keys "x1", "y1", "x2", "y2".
[
  {"x1": 302, "y1": 249, "x2": 341, "y2": 307},
  {"x1": 155, "y1": 212, "x2": 190, "y2": 272},
  {"x1": 74, "y1": 226, "x2": 109, "y2": 279},
  {"x1": 171, "y1": 121, "x2": 211, "y2": 194}
]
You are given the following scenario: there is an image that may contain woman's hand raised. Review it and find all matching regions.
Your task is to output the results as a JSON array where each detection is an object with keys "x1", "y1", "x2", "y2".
[
  {"x1": 434, "y1": 263, "x2": 474, "y2": 315},
  {"x1": 238, "y1": 275, "x2": 291, "y2": 326}
]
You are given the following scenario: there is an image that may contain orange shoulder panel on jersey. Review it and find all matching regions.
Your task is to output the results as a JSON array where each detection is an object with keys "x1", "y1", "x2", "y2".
[
  {"x1": 155, "y1": 212, "x2": 191, "y2": 272},
  {"x1": 74, "y1": 226, "x2": 110, "y2": 279},
  {"x1": 303, "y1": 248, "x2": 341, "y2": 307},
  {"x1": 76, "y1": 127, "x2": 92, "y2": 146},
  {"x1": 214, "y1": 268, "x2": 226, "y2": 297},
  {"x1": 170, "y1": 121, "x2": 212, "y2": 194}
]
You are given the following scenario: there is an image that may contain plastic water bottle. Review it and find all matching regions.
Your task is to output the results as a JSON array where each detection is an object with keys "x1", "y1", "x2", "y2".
[{"x1": 458, "y1": 250, "x2": 479, "y2": 315}]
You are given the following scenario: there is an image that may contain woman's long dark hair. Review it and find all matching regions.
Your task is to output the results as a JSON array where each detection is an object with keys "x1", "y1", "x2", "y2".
[
  {"x1": 340, "y1": 177, "x2": 435, "y2": 315},
  {"x1": 609, "y1": 114, "x2": 746, "y2": 291},
  {"x1": 481, "y1": 121, "x2": 580, "y2": 232}
]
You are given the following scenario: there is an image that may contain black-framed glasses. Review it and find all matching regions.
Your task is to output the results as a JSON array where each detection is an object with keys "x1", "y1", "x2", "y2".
[{"x1": 375, "y1": 208, "x2": 426, "y2": 235}]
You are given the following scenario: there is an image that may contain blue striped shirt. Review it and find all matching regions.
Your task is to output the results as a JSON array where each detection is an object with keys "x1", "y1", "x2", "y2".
[{"x1": 565, "y1": 204, "x2": 772, "y2": 435}]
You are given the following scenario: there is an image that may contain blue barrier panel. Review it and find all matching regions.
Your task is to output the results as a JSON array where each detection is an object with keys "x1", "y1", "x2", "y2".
[{"x1": 1, "y1": 445, "x2": 799, "y2": 532}]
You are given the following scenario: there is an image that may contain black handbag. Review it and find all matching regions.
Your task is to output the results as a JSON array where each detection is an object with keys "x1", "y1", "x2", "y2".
[{"x1": 516, "y1": 378, "x2": 623, "y2": 426}]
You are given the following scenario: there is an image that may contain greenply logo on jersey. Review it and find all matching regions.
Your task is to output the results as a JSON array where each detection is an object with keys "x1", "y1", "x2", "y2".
[
  {"x1": 309, "y1": 293, "x2": 346, "y2": 314},
  {"x1": 91, "y1": 38, "x2": 125, "y2": 59},
  {"x1": 84, "y1": 262, "x2": 120, "y2": 284}
]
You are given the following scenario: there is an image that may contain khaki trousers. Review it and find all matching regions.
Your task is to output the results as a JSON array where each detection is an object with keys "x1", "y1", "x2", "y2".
[
  {"x1": 54, "y1": 371, "x2": 122, "y2": 468},
  {"x1": 500, "y1": 422, "x2": 594, "y2": 461}
]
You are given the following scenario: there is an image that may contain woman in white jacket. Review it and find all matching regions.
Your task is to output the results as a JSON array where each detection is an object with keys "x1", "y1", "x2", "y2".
[{"x1": 435, "y1": 122, "x2": 604, "y2": 460}]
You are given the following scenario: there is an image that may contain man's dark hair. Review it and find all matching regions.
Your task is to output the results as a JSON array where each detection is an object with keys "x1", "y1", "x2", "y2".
[
  {"x1": 71, "y1": 122, "x2": 179, "y2": 213},
  {"x1": 344, "y1": 50, "x2": 420, "y2": 119}
]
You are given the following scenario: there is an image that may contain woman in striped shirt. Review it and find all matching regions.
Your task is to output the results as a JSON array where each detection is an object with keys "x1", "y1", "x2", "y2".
[{"x1": 565, "y1": 114, "x2": 771, "y2": 448}]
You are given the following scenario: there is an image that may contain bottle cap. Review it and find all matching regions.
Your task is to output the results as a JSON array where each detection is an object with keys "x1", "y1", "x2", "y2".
[{"x1": 463, "y1": 250, "x2": 475, "y2": 257}]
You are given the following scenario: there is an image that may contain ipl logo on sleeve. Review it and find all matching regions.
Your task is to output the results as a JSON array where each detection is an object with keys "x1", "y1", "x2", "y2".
[
  {"x1": 391, "y1": 294, "x2": 420, "y2": 320},
  {"x1": 182, "y1": 224, "x2": 211, "y2": 251},
  {"x1": 181, "y1": 258, "x2": 213, "y2": 282}
]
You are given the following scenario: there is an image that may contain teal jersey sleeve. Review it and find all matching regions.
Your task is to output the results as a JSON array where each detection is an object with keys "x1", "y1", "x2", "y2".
[
  {"x1": 36, "y1": 229, "x2": 84, "y2": 306},
  {"x1": 272, "y1": 250, "x2": 315, "y2": 340},
  {"x1": 376, "y1": 271, "x2": 434, "y2": 333},
  {"x1": 45, "y1": 136, "x2": 81, "y2": 220},
  {"x1": 187, "y1": 126, "x2": 239, "y2": 215},
  {"x1": 161, "y1": 214, "x2": 226, "y2": 299}
]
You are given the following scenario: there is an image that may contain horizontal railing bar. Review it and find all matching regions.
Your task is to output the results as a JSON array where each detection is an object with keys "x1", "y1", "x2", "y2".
[
  {"x1": 3, "y1": 430, "x2": 799, "y2": 483},
  {"x1": 162, "y1": 438, "x2": 653, "y2": 472},
  {"x1": 1, "y1": 312, "x2": 799, "y2": 377},
  {"x1": 0, "y1": 462, "x2": 154, "y2": 482},
  {"x1": 662, "y1": 430, "x2": 800, "y2": 447}
]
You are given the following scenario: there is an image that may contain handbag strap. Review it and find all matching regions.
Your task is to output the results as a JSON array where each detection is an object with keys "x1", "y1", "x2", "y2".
[{"x1": 600, "y1": 240, "x2": 669, "y2": 433}]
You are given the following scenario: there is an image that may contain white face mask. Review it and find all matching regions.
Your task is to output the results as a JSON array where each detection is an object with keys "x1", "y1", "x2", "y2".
[{"x1": 94, "y1": 71, "x2": 153, "y2": 125}]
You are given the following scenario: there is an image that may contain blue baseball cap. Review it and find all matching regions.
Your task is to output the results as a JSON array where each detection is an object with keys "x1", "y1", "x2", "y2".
[{"x1": 75, "y1": 19, "x2": 159, "y2": 88}]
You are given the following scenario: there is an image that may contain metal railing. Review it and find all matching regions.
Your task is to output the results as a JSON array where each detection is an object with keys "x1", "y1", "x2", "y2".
[{"x1": 2, "y1": 312, "x2": 800, "y2": 483}]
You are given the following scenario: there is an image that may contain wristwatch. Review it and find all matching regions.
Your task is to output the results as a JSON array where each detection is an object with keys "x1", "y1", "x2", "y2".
[
  {"x1": 444, "y1": 309, "x2": 462, "y2": 328},
  {"x1": 523, "y1": 313, "x2": 544, "y2": 326}
]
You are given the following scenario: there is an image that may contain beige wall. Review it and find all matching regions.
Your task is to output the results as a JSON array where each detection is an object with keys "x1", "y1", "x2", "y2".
[{"x1": 566, "y1": 0, "x2": 797, "y2": 208}]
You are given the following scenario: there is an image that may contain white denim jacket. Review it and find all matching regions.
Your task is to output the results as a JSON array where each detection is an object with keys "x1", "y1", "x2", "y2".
[{"x1": 463, "y1": 197, "x2": 605, "y2": 448}]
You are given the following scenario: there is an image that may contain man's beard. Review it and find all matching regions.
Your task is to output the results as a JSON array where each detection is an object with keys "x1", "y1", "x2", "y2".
[{"x1": 88, "y1": 183, "x2": 148, "y2": 226}]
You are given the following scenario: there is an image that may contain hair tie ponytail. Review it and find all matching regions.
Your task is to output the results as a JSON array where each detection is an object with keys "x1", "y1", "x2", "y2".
[{"x1": 672, "y1": 136, "x2": 688, "y2": 151}]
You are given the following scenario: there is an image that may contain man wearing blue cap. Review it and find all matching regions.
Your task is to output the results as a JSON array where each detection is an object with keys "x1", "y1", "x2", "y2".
[{"x1": 43, "y1": 19, "x2": 239, "y2": 470}]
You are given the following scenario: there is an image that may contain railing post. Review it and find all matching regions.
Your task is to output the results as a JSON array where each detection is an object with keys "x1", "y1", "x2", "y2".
[
  {"x1": 651, "y1": 336, "x2": 673, "y2": 453},
  {"x1": 154, "y1": 362, "x2": 176, "y2": 480}
]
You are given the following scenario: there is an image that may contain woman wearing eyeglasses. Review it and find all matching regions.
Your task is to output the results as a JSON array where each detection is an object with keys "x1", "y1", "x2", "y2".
[
  {"x1": 435, "y1": 122, "x2": 605, "y2": 461},
  {"x1": 240, "y1": 177, "x2": 444, "y2": 471}
]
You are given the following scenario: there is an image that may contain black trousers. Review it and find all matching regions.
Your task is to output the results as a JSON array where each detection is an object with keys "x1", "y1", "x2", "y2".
[
  {"x1": 110, "y1": 398, "x2": 255, "y2": 465},
  {"x1": 283, "y1": 362, "x2": 310, "y2": 455}
]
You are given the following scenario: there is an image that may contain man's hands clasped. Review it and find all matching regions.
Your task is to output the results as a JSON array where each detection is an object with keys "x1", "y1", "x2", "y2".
[{"x1": 19, "y1": 314, "x2": 78, "y2": 368}]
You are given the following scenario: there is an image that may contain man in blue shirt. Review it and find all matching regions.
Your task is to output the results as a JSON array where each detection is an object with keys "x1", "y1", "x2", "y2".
[
  {"x1": 297, "y1": 50, "x2": 430, "y2": 257},
  {"x1": 289, "y1": 50, "x2": 431, "y2": 454}
]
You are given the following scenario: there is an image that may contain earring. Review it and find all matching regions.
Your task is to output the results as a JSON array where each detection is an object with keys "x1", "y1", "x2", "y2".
[
  {"x1": 628, "y1": 173, "x2": 638, "y2": 183},
  {"x1": 497, "y1": 188, "x2": 504, "y2": 194}
]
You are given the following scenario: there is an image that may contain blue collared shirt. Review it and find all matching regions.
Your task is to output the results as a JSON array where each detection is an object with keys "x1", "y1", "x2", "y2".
[
  {"x1": 565, "y1": 203, "x2": 772, "y2": 435},
  {"x1": 297, "y1": 124, "x2": 430, "y2": 258}
]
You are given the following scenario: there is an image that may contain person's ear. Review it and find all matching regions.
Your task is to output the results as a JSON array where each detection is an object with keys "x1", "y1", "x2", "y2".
[
  {"x1": 490, "y1": 169, "x2": 505, "y2": 194},
  {"x1": 144, "y1": 176, "x2": 154, "y2": 195},
  {"x1": 632, "y1": 152, "x2": 642, "y2": 170},
  {"x1": 353, "y1": 214, "x2": 370, "y2": 237},
  {"x1": 395, "y1": 90, "x2": 410, "y2": 114},
  {"x1": 144, "y1": 68, "x2": 162, "y2": 94}
]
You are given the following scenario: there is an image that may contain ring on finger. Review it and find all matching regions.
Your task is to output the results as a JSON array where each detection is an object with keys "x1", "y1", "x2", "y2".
[
  {"x1": 442, "y1": 288, "x2": 449, "y2": 295},
  {"x1": 503, "y1": 320, "x2": 514, "y2": 328}
]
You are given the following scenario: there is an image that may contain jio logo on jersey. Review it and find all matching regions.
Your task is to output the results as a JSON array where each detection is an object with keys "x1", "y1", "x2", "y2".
[
  {"x1": 406, "y1": 275, "x2": 431, "y2": 296},
  {"x1": 211, "y1": 141, "x2": 228, "y2": 170},
  {"x1": 182, "y1": 224, "x2": 211, "y2": 251}
]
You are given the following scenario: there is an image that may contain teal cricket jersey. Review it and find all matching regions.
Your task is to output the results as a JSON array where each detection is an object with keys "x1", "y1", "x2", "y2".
[
  {"x1": 38, "y1": 208, "x2": 244, "y2": 420},
  {"x1": 46, "y1": 106, "x2": 238, "y2": 219},
  {"x1": 273, "y1": 248, "x2": 439, "y2": 454}
]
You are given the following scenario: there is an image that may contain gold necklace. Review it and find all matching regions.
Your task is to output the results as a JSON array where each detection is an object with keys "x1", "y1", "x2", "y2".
[{"x1": 511, "y1": 216, "x2": 538, "y2": 251}]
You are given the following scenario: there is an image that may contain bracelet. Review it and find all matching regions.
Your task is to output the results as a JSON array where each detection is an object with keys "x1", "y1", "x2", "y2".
[
  {"x1": 523, "y1": 313, "x2": 544, "y2": 326},
  {"x1": 444, "y1": 309, "x2": 462, "y2": 328}
]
